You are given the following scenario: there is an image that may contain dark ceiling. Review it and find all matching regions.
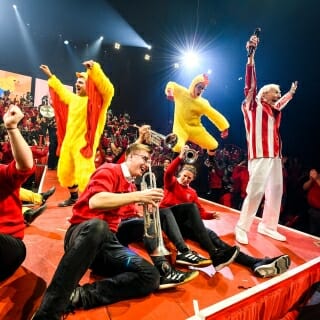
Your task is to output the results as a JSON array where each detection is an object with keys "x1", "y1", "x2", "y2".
[{"x1": 1, "y1": 0, "x2": 319, "y2": 165}]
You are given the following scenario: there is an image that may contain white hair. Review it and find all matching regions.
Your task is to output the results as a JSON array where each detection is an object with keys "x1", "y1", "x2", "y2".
[{"x1": 256, "y1": 84, "x2": 280, "y2": 101}]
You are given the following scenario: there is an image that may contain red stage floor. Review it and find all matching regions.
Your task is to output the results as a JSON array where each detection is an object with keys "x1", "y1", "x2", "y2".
[{"x1": 1, "y1": 168, "x2": 319, "y2": 320}]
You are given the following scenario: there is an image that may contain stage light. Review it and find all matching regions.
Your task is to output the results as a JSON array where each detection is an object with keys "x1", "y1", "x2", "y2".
[
  {"x1": 207, "y1": 69, "x2": 212, "y2": 74},
  {"x1": 146, "y1": 44, "x2": 152, "y2": 50},
  {"x1": 144, "y1": 54, "x2": 151, "y2": 61},
  {"x1": 13, "y1": 4, "x2": 17, "y2": 10},
  {"x1": 174, "y1": 63, "x2": 180, "y2": 69},
  {"x1": 64, "y1": 40, "x2": 69, "y2": 45},
  {"x1": 99, "y1": 36, "x2": 104, "y2": 41},
  {"x1": 182, "y1": 50, "x2": 199, "y2": 68},
  {"x1": 114, "y1": 42, "x2": 121, "y2": 50}
]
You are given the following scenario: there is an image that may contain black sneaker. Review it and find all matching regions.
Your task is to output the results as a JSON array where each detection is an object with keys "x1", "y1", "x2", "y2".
[
  {"x1": 176, "y1": 250, "x2": 212, "y2": 267},
  {"x1": 24, "y1": 204, "x2": 47, "y2": 225},
  {"x1": 159, "y1": 262, "x2": 199, "y2": 290},
  {"x1": 40, "y1": 186, "x2": 56, "y2": 204},
  {"x1": 58, "y1": 197, "x2": 78, "y2": 207},
  {"x1": 61, "y1": 286, "x2": 84, "y2": 320},
  {"x1": 253, "y1": 255, "x2": 291, "y2": 278},
  {"x1": 212, "y1": 246, "x2": 240, "y2": 271}
]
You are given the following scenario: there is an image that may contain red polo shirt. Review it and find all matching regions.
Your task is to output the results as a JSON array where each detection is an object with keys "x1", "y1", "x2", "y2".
[{"x1": 0, "y1": 161, "x2": 35, "y2": 239}]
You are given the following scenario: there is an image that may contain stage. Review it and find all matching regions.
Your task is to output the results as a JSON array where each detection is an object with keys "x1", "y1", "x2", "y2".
[{"x1": 0, "y1": 168, "x2": 319, "y2": 320}]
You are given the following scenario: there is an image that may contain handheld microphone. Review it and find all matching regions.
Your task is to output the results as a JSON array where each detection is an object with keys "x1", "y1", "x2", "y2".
[{"x1": 247, "y1": 27, "x2": 261, "y2": 57}]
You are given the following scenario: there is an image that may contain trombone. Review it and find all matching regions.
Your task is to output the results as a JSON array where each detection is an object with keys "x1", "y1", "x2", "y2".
[{"x1": 140, "y1": 161, "x2": 170, "y2": 257}]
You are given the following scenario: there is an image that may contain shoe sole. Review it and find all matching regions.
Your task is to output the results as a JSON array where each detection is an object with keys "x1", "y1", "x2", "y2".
[
  {"x1": 175, "y1": 259, "x2": 212, "y2": 267},
  {"x1": 214, "y1": 247, "x2": 240, "y2": 272},
  {"x1": 58, "y1": 202, "x2": 76, "y2": 207},
  {"x1": 158, "y1": 271, "x2": 199, "y2": 290},
  {"x1": 254, "y1": 255, "x2": 291, "y2": 278}
]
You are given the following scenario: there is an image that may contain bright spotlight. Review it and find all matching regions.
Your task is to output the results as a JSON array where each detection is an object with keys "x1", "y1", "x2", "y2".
[
  {"x1": 64, "y1": 40, "x2": 69, "y2": 45},
  {"x1": 207, "y1": 69, "x2": 212, "y2": 75},
  {"x1": 144, "y1": 54, "x2": 151, "y2": 61},
  {"x1": 99, "y1": 36, "x2": 104, "y2": 41},
  {"x1": 114, "y1": 42, "x2": 121, "y2": 50},
  {"x1": 13, "y1": 4, "x2": 17, "y2": 9},
  {"x1": 146, "y1": 44, "x2": 152, "y2": 50},
  {"x1": 174, "y1": 63, "x2": 180, "y2": 69},
  {"x1": 182, "y1": 51, "x2": 199, "y2": 68}
]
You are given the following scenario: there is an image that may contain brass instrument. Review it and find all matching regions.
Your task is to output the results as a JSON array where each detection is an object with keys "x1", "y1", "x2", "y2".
[
  {"x1": 40, "y1": 104, "x2": 55, "y2": 118},
  {"x1": 133, "y1": 124, "x2": 198, "y2": 163},
  {"x1": 39, "y1": 95, "x2": 55, "y2": 118},
  {"x1": 133, "y1": 124, "x2": 178, "y2": 149},
  {"x1": 184, "y1": 148, "x2": 198, "y2": 164},
  {"x1": 140, "y1": 162, "x2": 170, "y2": 256}
]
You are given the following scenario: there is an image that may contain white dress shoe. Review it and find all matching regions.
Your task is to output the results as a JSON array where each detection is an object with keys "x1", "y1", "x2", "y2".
[
  {"x1": 235, "y1": 226, "x2": 248, "y2": 244},
  {"x1": 257, "y1": 223, "x2": 286, "y2": 241}
]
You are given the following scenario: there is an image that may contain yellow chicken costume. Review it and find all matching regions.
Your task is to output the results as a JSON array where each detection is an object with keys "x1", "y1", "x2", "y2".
[
  {"x1": 165, "y1": 74, "x2": 229, "y2": 153},
  {"x1": 48, "y1": 62, "x2": 114, "y2": 191}
]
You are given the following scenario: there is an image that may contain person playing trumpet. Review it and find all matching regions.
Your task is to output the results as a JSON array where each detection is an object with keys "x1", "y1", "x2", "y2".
[{"x1": 32, "y1": 143, "x2": 197, "y2": 320}]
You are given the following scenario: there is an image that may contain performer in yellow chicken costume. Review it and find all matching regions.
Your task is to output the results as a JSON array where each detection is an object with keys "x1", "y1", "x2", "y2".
[
  {"x1": 165, "y1": 74, "x2": 229, "y2": 153},
  {"x1": 40, "y1": 60, "x2": 114, "y2": 206}
]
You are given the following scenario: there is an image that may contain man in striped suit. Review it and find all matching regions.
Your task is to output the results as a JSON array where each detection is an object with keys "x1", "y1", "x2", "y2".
[{"x1": 235, "y1": 33, "x2": 298, "y2": 245}]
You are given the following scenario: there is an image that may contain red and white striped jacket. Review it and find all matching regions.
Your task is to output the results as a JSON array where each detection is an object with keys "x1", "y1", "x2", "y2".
[{"x1": 242, "y1": 64, "x2": 293, "y2": 160}]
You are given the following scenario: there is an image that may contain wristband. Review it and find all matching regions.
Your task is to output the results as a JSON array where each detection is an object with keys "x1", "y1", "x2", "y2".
[{"x1": 6, "y1": 127, "x2": 18, "y2": 130}]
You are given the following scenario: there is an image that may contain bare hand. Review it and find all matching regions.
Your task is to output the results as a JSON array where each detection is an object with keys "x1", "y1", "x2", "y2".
[
  {"x1": 246, "y1": 35, "x2": 259, "y2": 51},
  {"x1": 3, "y1": 104, "x2": 24, "y2": 128},
  {"x1": 139, "y1": 188, "x2": 163, "y2": 207},
  {"x1": 220, "y1": 129, "x2": 229, "y2": 139},
  {"x1": 290, "y1": 81, "x2": 298, "y2": 95},
  {"x1": 179, "y1": 144, "x2": 190, "y2": 159},
  {"x1": 83, "y1": 60, "x2": 95, "y2": 69},
  {"x1": 136, "y1": 125, "x2": 151, "y2": 144},
  {"x1": 40, "y1": 64, "x2": 53, "y2": 78}
]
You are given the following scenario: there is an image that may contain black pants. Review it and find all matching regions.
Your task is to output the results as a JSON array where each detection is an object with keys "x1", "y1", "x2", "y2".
[
  {"x1": 160, "y1": 203, "x2": 257, "y2": 268},
  {"x1": 35, "y1": 219, "x2": 159, "y2": 319},
  {"x1": 116, "y1": 217, "x2": 168, "y2": 268},
  {"x1": 0, "y1": 233, "x2": 26, "y2": 281}
]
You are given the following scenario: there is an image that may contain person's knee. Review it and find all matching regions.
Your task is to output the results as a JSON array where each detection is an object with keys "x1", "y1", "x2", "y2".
[{"x1": 84, "y1": 219, "x2": 112, "y2": 244}]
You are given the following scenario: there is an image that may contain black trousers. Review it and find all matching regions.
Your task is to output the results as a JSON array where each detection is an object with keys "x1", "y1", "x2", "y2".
[
  {"x1": 0, "y1": 233, "x2": 26, "y2": 281},
  {"x1": 116, "y1": 217, "x2": 168, "y2": 268},
  {"x1": 159, "y1": 203, "x2": 257, "y2": 268},
  {"x1": 35, "y1": 219, "x2": 159, "y2": 319}
]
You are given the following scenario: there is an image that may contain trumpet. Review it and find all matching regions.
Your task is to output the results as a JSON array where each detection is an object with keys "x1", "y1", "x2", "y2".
[
  {"x1": 133, "y1": 124, "x2": 178, "y2": 149},
  {"x1": 183, "y1": 148, "x2": 198, "y2": 164},
  {"x1": 140, "y1": 162, "x2": 170, "y2": 257}
]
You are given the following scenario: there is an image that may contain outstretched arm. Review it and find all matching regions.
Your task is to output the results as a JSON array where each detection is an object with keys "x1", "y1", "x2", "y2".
[
  {"x1": 40, "y1": 64, "x2": 53, "y2": 78},
  {"x1": 274, "y1": 81, "x2": 298, "y2": 111},
  {"x1": 4, "y1": 105, "x2": 33, "y2": 170},
  {"x1": 243, "y1": 35, "x2": 259, "y2": 109}
]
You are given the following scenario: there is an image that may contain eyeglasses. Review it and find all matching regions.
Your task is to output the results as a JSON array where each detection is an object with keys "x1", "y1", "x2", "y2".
[{"x1": 133, "y1": 154, "x2": 150, "y2": 163}]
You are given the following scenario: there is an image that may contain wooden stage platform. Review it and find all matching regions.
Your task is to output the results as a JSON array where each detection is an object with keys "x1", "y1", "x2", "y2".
[{"x1": 0, "y1": 167, "x2": 319, "y2": 320}]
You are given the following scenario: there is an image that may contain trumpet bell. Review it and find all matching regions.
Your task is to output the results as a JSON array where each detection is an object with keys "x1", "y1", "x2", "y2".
[
  {"x1": 164, "y1": 133, "x2": 178, "y2": 149},
  {"x1": 184, "y1": 149, "x2": 198, "y2": 164},
  {"x1": 150, "y1": 246, "x2": 171, "y2": 257}
]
